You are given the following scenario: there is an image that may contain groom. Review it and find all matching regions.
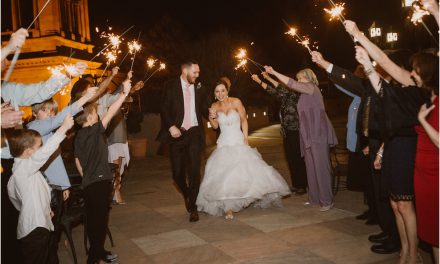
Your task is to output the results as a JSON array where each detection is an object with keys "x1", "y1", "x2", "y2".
[{"x1": 157, "y1": 60, "x2": 207, "y2": 222}]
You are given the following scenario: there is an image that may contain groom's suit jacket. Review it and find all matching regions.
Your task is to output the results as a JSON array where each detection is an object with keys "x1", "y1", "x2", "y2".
[{"x1": 156, "y1": 78, "x2": 208, "y2": 145}]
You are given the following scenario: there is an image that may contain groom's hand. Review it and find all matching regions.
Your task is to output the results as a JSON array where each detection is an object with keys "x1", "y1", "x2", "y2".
[{"x1": 169, "y1": 125, "x2": 182, "y2": 138}]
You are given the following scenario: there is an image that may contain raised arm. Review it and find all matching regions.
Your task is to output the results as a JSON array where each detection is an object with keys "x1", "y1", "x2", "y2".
[
  {"x1": 422, "y1": 0, "x2": 439, "y2": 26},
  {"x1": 312, "y1": 51, "x2": 367, "y2": 96},
  {"x1": 89, "y1": 66, "x2": 121, "y2": 102},
  {"x1": 20, "y1": 116, "x2": 74, "y2": 176},
  {"x1": 344, "y1": 20, "x2": 415, "y2": 87},
  {"x1": 354, "y1": 46, "x2": 382, "y2": 94},
  {"x1": 101, "y1": 79, "x2": 132, "y2": 128},
  {"x1": 251, "y1": 74, "x2": 286, "y2": 101},
  {"x1": 235, "y1": 98, "x2": 249, "y2": 145},
  {"x1": 1, "y1": 62, "x2": 87, "y2": 106},
  {"x1": 1, "y1": 28, "x2": 28, "y2": 61},
  {"x1": 28, "y1": 87, "x2": 97, "y2": 135},
  {"x1": 264, "y1": 66, "x2": 314, "y2": 94}
]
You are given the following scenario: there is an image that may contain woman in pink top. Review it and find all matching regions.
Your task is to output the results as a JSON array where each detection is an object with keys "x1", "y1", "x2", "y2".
[{"x1": 265, "y1": 66, "x2": 338, "y2": 211}]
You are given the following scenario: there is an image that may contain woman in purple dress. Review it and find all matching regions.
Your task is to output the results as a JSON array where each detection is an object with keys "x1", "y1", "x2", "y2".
[{"x1": 265, "y1": 66, "x2": 338, "y2": 211}]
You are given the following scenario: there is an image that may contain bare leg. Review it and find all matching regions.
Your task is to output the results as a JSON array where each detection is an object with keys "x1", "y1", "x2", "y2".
[
  {"x1": 433, "y1": 247, "x2": 438, "y2": 264},
  {"x1": 397, "y1": 201, "x2": 418, "y2": 264},
  {"x1": 113, "y1": 157, "x2": 124, "y2": 204},
  {"x1": 391, "y1": 200, "x2": 408, "y2": 264},
  {"x1": 225, "y1": 209, "x2": 234, "y2": 220}
]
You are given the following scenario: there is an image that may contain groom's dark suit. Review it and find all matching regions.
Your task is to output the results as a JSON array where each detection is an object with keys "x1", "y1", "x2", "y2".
[{"x1": 157, "y1": 78, "x2": 208, "y2": 215}]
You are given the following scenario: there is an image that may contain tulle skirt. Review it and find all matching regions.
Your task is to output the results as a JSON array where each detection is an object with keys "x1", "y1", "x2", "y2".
[{"x1": 196, "y1": 144, "x2": 291, "y2": 216}]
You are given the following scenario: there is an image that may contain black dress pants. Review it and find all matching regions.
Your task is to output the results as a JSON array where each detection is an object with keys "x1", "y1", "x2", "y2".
[
  {"x1": 169, "y1": 127, "x2": 203, "y2": 212},
  {"x1": 369, "y1": 138, "x2": 399, "y2": 245},
  {"x1": 84, "y1": 180, "x2": 112, "y2": 264},
  {"x1": 19, "y1": 227, "x2": 50, "y2": 264},
  {"x1": 283, "y1": 130, "x2": 307, "y2": 189}
]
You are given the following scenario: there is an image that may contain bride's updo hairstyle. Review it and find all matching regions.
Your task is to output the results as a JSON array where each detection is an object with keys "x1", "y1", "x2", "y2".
[{"x1": 216, "y1": 77, "x2": 232, "y2": 92}]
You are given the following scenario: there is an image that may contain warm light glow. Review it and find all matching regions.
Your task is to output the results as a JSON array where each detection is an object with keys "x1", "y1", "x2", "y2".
[
  {"x1": 387, "y1": 32, "x2": 398, "y2": 42},
  {"x1": 410, "y1": 3, "x2": 430, "y2": 25},
  {"x1": 159, "y1": 62, "x2": 166, "y2": 70},
  {"x1": 146, "y1": 57, "x2": 157, "y2": 68},
  {"x1": 324, "y1": 3, "x2": 345, "y2": 21},
  {"x1": 235, "y1": 59, "x2": 248, "y2": 70},
  {"x1": 402, "y1": 0, "x2": 416, "y2": 7},
  {"x1": 370, "y1": 27, "x2": 382, "y2": 37},
  {"x1": 128, "y1": 40, "x2": 142, "y2": 54},
  {"x1": 235, "y1": 48, "x2": 247, "y2": 59},
  {"x1": 285, "y1": 27, "x2": 298, "y2": 37}
]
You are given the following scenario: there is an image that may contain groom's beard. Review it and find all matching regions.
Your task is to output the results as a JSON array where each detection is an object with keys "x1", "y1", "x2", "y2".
[{"x1": 186, "y1": 73, "x2": 196, "y2": 84}]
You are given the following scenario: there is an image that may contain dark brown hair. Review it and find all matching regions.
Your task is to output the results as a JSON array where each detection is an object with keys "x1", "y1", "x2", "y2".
[
  {"x1": 8, "y1": 129, "x2": 41, "y2": 157},
  {"x1": 410, "y1": 52, "x2": 439, "y2": 95},
  {"x1": 74, "y1": 103, "x2": 97, "y2": 126},
  {"x1": 215, "y1": 77, "x2": 231, "y2": 92},
  {"x1": 70, "y1": 78, "x2": 92, "y2": 103}
]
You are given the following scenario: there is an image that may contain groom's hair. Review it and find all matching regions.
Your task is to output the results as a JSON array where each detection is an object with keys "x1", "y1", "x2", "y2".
[{"x1": 181, "y1": 59, "x2": 199, "y2": 70}]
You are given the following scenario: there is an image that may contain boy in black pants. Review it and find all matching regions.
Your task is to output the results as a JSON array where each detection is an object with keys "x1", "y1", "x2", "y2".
[{"x1": 74, "y1": 79, "x2": 131, "y2": 264}]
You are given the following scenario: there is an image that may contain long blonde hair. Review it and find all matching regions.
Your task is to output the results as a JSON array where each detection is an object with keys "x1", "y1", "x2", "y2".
[{"x1": 296, "y1": 68, "x2": 319, "y2": 86}]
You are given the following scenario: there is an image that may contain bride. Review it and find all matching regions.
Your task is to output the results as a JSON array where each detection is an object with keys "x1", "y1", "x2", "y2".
[{"x1": 196, "y1": 77, "x2": 291, "y2": 220}]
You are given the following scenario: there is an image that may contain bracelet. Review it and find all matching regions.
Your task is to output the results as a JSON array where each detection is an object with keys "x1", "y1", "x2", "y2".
[{"x1": 364, "y1": 67, "x2": 375, "y2": 76}]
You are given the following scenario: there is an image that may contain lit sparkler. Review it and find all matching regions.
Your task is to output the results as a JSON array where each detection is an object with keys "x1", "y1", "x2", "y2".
[
  {"x1": 409, "y1": 2, "x2": 439, "y2": 45},
  {"x1": 146, "y1": 57, "x2": 157, "y2": 68},
  {"x1": 143, "y1": 61, "x2": 167, "y2": 83},
  {"x1": 285, "y1": 27, "x2": 313, "y2": 53},
  {"x1": 324, "y1": 2, "x2": 346, "y2": 22},
  {"x1": 233, "y1": 48, "x2": 264, "y2": 72}
]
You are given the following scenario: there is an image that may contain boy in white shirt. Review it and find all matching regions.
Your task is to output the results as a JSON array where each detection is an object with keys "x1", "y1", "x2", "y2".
[{"x1": 7, "y1": 115, "x2": 74, "y2": 264}]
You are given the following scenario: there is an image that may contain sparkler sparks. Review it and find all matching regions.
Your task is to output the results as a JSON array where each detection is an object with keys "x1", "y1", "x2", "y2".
[
  {"x1": 128, "y1": 40, "x2": 142, "y2": 54},
  {"x1": 159, "y1": 62, "x2": 166, "y2": 70},
  {"x1": 324, "y1": 2, "x2": 345, "y2": 21},
  {"x1": 285, "y1": 27, "x2": 313, "y2": 53},
  {"x1": 410, "y1": 3, "x2": 430, "y2": 25},
  {"x1": 146, "y1": 57, "x2": 157, "y2": 68},
  {"x1": 235, "y1": 59, "x2": 248, "y2": 71}
]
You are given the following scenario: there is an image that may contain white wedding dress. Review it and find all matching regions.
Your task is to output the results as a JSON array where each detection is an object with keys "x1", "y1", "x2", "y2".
[{"x1": 196, "y1": 110, "x2": 291, "y2": 216}]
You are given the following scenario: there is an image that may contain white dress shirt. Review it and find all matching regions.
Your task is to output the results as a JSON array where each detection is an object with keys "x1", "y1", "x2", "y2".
[
  {"x1": 8, "y1": 132, "x2": 66, "y2": 239},
  {"x1": 180, "y1": 77, "x2": 198, "y2": 128}
]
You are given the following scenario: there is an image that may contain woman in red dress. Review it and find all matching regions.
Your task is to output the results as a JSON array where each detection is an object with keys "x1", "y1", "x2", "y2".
[{"x1": 415, "y1": 95, "x2": 439, "y2": 263}]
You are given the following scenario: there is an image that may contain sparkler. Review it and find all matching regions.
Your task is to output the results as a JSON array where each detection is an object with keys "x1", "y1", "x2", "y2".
[
  {"x1": 143, "y1": 61, "x2": 166, "y2": 83},
  {"x1": 3, "y1": 0, "x2": 53, "y2": 83},
  {"x1": 234, "y1": 48, "x2": 264, "y2": 72},
  {"x1": 89, "y1": 25, "x2": 134, "y2": 62},
  {"x1": 409, "y1": 2, "x2": 439, "y2": 45},
  {"x1": 284, "y1": 27, "x2": 313, "y2": 53},
  {"x1": 128, "y1": 32, "x2": 142, "y2": 71},
  {"x1": 323, "y1": 1, "x2": 357, "y2": 42}
]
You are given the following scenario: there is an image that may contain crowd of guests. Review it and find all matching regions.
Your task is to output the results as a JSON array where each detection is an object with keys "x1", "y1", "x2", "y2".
[
  {"x1": 1, "y1": 27, "x2": 144, "y2": 264},
  {"x1": 1, "y1": 0, "x2": 439, "y2": 263},
  {"x1": 249, "y1": 1, "x2": 439, "y2": 263}
]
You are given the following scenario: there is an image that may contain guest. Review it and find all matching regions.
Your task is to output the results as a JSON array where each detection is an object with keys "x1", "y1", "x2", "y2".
[
  {"x1": 27, "y1": 87, "x2": 97, "y2": 263},
  {"x1": 265, "y1": 66, "x2": 338, "y2": 211},
  {"x1": 352, "y1": 41, "x2": 437, "y2": 264},
  {"x1": 74, "y1": 79, "x2": 131, "y2": 264},
  {"x1": 312, "y1": 50, "x2": 401, "y2": 253},
  {"x1": 7, "y1": 115, "x2": 74, "y2": 264},
  {"x1": 251, "y1": 72, "x2": 308, "y2": 195}
]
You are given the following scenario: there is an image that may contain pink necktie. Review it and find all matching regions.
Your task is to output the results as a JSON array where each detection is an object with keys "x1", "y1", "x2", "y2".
[{"x1": 183, "y1": 83, "x2": 192, "y2": 130}]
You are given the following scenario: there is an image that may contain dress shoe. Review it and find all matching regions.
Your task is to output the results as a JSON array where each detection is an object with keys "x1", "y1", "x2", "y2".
[
  {"x1": 294, "y1": 188, "x2": 307, "y2": 196},
  {"x1": 355, "y1": 211, "x2": 370, "y2": 220},
  {"x1": 370, "y1": 242, "x2": 400, "y2": 254},
  {"x1": 368, "y1": 232, "x2": 388, "y2": 243},
  {"x1": 319, "y1": 203, "x2": 334, "y2": 212},
  {"x1": 189, "y1": 211, "x2": 199, "y2": 222},
  {"x1": 365, "y1": 218, "x2": 379, "y2": 225}
]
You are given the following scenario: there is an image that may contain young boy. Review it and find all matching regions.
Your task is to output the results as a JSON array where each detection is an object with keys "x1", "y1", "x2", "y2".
[
  {"x1": 74, "y1": 79, "x2": 131, "y2": 264},
  {"x1": 27, "y1": 86, "x2": 96, "y2": 263},
  {"x1": 7, "y1": 115, "x2": 74, "y2": 264}
]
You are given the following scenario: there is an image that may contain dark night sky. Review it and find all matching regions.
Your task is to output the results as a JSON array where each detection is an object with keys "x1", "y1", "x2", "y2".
[{"x1": 88, "y1": 0, "x2": 438, "y2": 73}]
